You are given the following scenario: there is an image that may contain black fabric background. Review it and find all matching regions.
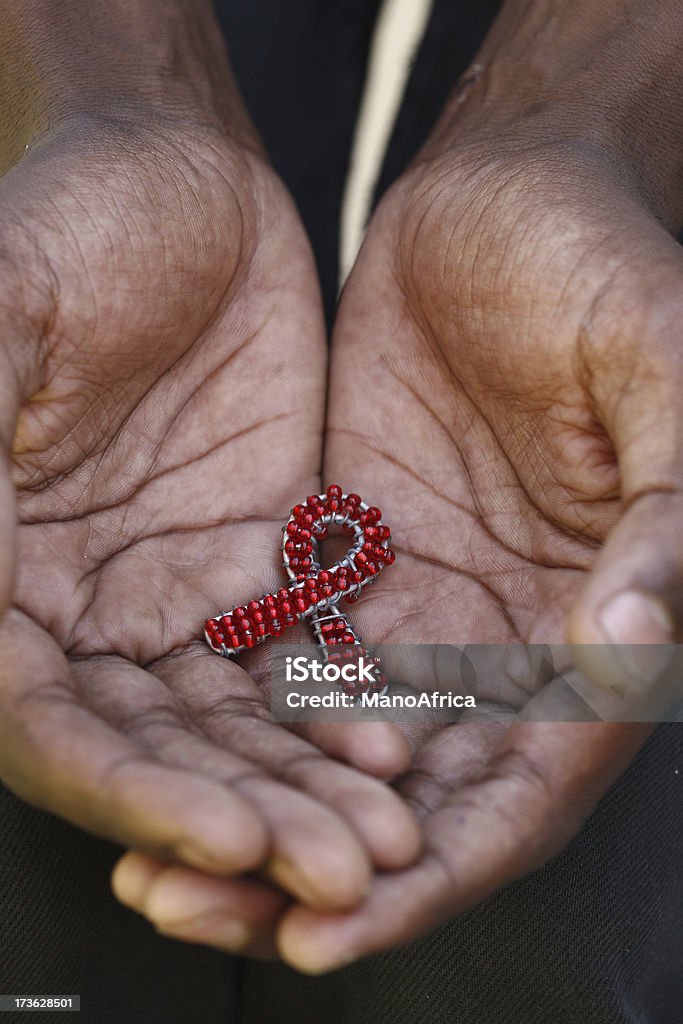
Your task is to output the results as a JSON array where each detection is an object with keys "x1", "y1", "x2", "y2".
[
  {"x1": 215, "y1": 0, "x2": 384, "y2": 323},
  {"x1": 2, "y1": 2, "x2": 682, "y2": 1022},
  {"x1": 0, "y1": 785, "x2": 236, "y2": 1024},
  {"x1": 215, "y1": 0, "x2": 501, "y2": 322}
]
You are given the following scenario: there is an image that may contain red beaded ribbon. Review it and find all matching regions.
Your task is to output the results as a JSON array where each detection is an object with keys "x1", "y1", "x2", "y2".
[{"x1": 204, "y1": 486, "x2": 395, "y2": 695}]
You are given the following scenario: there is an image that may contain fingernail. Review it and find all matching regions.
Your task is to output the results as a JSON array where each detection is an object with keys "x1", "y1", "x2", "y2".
[
  {"x1": 144, "y1": 875, "x2": 252, "y2": 949},
  {"x1": 175, "y1": 842, "x2": 234, "y2": 874},
  {"x1": 268, "y1": 856, "x2": 322, "y2": 907},
  {"x1": 283, "y1": 940, "x2": 358, "y2": 975},
  {"x1": 111, "y1": 855, "x2": 162, "y2": 909},
  {"x1": 599, "y1": 590, "x2": 674, "y2": 685},
  {"x1": 154, "y1": 912, "x2": 251, "y2": 950},
  {"x1": 144, "y1": 873, "x2": 211, "y2": 922}
]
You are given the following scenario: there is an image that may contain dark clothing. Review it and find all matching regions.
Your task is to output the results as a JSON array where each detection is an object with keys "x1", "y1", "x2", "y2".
[
  {"x1": 218, "y1": 0, "x2": 501, "y2": 322},
  {"x1": 2, "y1": 3, "x2": 682, "y2": 1022},
  {"x1": 2, "y1": 728, "x2": 681, "y2": 1023}
]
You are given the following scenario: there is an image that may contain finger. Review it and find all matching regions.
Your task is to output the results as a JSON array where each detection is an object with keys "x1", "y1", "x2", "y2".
[
  {"x1": 112, "y1": 851, "x2": 286, "y2": 958},
  {"x1": 294, "y1": 720, "x2": 413, "y2": 779},
  {"x1": 77, "y1": 653, "x2": 382, "y2": 909},
  {"x1": 278, "y1": 721, "x2": 649, "y2": 972},
  {"x1": 247, "y1": 635, "x2": 413, "y2": 780},
  {"x1": 0, "y1": 612, "x2": 269, "y2": 874},
  {"x1": 153, "y1": 647, "x2": 422, "y2": 876},
  {"x1": 568, "y1": 493, "x2": 682, "y2": 693},
  {"x1": 568, "y1": 285, "x2": 683, "y2": 693}
]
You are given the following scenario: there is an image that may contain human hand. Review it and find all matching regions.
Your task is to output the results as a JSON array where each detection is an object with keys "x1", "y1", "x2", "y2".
[
  {"x1": 47, "y1": 0, "x2": 683, "y2": 966},
  {"x1": 272, "y1": 18, "x2": 683, "y2": 965},
  {"x1": 116, "y1": 122, "x2": 674, "y2": 966},
  {"x1": 0, "y1": 4, "x2": 420, "y2": 924}
]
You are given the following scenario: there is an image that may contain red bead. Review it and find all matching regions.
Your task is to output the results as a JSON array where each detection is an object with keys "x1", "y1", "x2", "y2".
[
  {"x1": 360, "y1": 507, "x2": 381, "y2": 524},
  {"x1": 206, "y1": 490, "x2": 394, "y2": 696}
]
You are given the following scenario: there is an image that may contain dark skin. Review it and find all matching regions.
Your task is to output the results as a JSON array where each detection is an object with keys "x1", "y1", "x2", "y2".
[
  {"x1": 0, "y1": 0, "x2": 419, "y2": 925},
  {"x1": 3, "y1": 0, "x2": 683, "y2": 973}
]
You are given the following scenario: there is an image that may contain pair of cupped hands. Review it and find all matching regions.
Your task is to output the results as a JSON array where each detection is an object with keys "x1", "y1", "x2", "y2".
[{"x1": 0, "y1": 79, "x2": 680, "y2": 974}]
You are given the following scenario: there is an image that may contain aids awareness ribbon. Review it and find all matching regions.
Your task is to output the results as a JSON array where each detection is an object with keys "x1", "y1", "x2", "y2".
[{"x1": 204, "y1": 486, "x2": 394, "y2": 695}]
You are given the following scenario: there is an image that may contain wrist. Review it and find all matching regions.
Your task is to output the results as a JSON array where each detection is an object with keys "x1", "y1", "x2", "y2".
[
  {"x1": 0, "y1": 0, "x2": 254, "y2": 169},
  {"x1": 426, "y1": 0, "x2": 683, "y2": 226}
]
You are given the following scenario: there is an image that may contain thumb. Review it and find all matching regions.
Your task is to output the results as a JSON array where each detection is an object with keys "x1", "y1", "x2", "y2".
[{"x1": 567, "y1": 285, "x2": 683, "y2": 699}]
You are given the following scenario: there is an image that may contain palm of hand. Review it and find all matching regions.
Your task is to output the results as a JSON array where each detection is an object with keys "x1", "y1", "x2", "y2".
[
  {"x1": 0, "y1": 119, "x2": 417, "y2": 908},
  {"x1": 10, "y1": 121, "x2": 322, "y2": 662},
  {"x1": 329, "y1": 144, "x2": 683, "y2": 649},
  {"x1": 281, "y1": 145, "x2": 669, "y2": 971}
]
